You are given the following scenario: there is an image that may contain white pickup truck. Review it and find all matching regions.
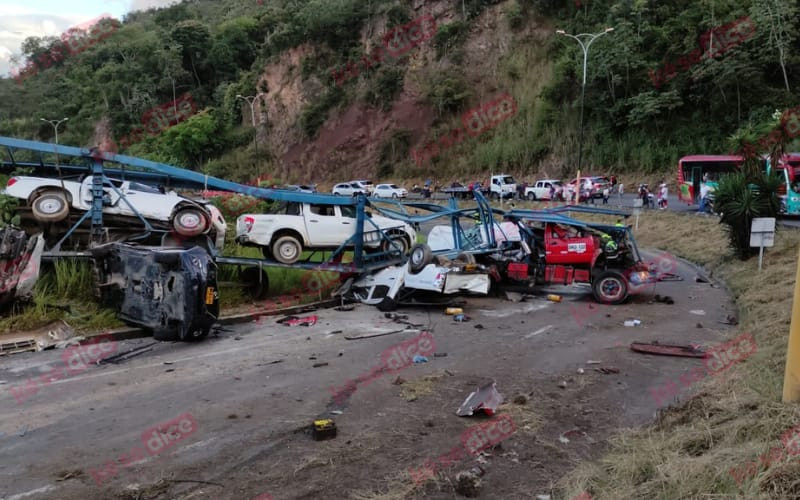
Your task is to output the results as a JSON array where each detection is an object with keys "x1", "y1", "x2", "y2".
[
  {"x1": 525, "y1": 179, "x2": 563, "y2": 200},
  {"x1": 3, "y1": 175, "x2": 226, "y2": 248},
  {"x1": 236, "y1": 202, "x2": 416, "y2": 264}
]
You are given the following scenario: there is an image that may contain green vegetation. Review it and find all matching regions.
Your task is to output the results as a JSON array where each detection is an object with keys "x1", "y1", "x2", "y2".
[{"x1": 714, "y1": 171, "x2": 781, "y2": 258}]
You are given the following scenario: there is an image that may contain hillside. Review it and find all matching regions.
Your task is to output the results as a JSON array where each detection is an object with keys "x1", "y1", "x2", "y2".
[{"x1": 0, "y1": 0, "x2": 798, "y2": 186}]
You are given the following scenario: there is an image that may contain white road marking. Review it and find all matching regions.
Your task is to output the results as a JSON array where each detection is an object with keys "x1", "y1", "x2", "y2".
[
  {"x1": 524, "y1": 325, "x2": 553, "y2": 339},
  {"x1": 3, "y1": 485, "x2": 57, "y2": 500}
]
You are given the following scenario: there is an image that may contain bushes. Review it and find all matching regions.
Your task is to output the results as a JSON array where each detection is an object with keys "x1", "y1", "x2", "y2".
[
  {"x1": 364, "y1": 67, "x2": 405, "y2": 110},
  {"x1": 378, "y1": 129, "x2": 412, "y2": 177},
  {"x1": 714, "y1": 172, "x2": 781, "y2": 259},
  {"x1": 434, "y1": 21, "x2": 470, "y2": 60},
  {"x1": 299, "y1": 86, "x2": 344, "y2": 138},
  {"x1": 424, "y1": 71, "x2": 471, "y2": 116}
]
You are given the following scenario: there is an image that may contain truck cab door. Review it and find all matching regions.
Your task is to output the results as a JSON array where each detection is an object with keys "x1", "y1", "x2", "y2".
[{"x1": 305, "y1": 204, "x2": 341, "y2": 246}]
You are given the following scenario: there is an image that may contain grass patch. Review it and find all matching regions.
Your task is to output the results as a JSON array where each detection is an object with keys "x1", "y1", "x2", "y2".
[
  {"x1": 560, "y1": 211, "x2": 800, "y2": 498},
  {"x1": 0, "y1": 260, "x2": 123, "y2": 335}
]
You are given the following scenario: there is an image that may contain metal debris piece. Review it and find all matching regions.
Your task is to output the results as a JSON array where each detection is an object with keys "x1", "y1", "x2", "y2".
[
  {"x1": 594, "y1": 367, "x2": 619, "y2": 374},
  {"x1": 312, "y1": 362, "x2": 328, "y2": 368},
  {"x1": 283, "y1": 315, "x2": 318, "y2": 327},
  {"x1": 630, "y1": 341, "x2": 706, "y2": 358},
  {"x1": 457, "y1": 381, "x2": 503, "y2": 417}
]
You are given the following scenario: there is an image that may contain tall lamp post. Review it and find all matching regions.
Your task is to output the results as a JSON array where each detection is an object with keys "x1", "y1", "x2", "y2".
[
  {"x1": 555, "y1": 27, "x2": 613, "y2": 175},
  {"x1": 237, "y1": 93, "x2": 266, "y2": 179},
  {"x1": 40, "y1": 117, "x2": 69, "y2": 166}
]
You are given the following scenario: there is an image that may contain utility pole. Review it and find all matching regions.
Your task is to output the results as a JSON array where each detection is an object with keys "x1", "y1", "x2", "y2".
[
  {"x1": 236, "y1": 93, "x2": 266, "y2": 176},
  {"x1": 555, "y1": 27, "x2": 614, "y2": 175}
]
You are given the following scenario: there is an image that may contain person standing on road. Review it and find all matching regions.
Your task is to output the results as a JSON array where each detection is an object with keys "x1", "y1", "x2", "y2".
[
  {"x1": 659, "y1": 182, "x2": 669, "y2": 210},
  {"x1": 617, "y1": 182, "x2": 624, "y2": 206},
  {"x1": 602, "y1": 187, "x2": 610, "y2": 204},
  {"x1": 583, "y1": 178, "x2": 593, "y2": 204},
  {"x1": 699, "y1": 182, "x2": 711, "y2": 214}
]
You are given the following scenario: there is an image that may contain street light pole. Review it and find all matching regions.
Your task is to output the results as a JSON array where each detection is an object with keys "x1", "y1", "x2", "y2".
[
  {"x1": 556, "y1": 27, "x2": 613, "y2": 175},
  {"x1": 236, "y1": 93, "x2": 266, "y2": 177},
  {"x1": 40, "y1": 117, "x2": 69, "y2": 166}
]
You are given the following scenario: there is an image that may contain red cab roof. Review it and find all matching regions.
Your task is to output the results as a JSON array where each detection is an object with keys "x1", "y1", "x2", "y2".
[{"x1": 678, "y1": 155, "x2": 744, "y2": 163}]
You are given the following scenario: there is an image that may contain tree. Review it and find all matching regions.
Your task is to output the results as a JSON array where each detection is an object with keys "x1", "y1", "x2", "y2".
[
  {"x1": 170, "y1": 21, "x2": 212, "y2": 87},
  {"x1": 751, "y1": 0, "x2": 796, "y2": 93}
]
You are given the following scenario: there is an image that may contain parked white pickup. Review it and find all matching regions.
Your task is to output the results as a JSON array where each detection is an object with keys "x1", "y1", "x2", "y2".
[
  {"x1": 524, "y1": 179, "x2": 563, "y2": 201},
  {"x1": 3, "y1": 175, "x2": 226, "y2": 248},
  {"x1": 235, "y1": 201, "x2": 416, "y2": 264}
]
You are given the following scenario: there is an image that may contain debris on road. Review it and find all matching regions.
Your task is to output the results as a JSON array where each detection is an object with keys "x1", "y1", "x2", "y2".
[
  {"x1": 474, "y1": 324, "x2": 485, "y2": 329},
  {"x1": 434, "y1": 352, "x2": 447, "y2": 357},
  {"x1": 412, "y1": 355, "x2": 428, "y2": 363},
  {"x1": 576, "y1": 368, "x2": 585, "y2": 374},
  {"x1": 334, "y1": 304, "x2": 355, "y2": 311},
  {"x1": 594, "y1": 367, "x2": 620, "y2": 374},
  {"x1": 0, "y1": 320, "x2": 76, "y2": 355},
  {"x1": 446, "y1": 307, "x2": 464, "y2": 315},
  {"x1": 547, "y1": 294, "x2": 562, "y2": 302},
  {"x1": 689, "y1": 310, "x2": 706, "y2": 316},
  {"x1": 630, "y1": 341, "x2": 706, "y2": 358},
  {"x1": 312, "y1": 419, "x2": 337, "y2": 441},
  {"x1": 623, "y1": 319, "x2": 641, "y2": 327},
  {"x1": 457, "y1": 381, "x2": 503, "y2": 416},
  {"x1": 658, "y1": 273, "x2": 683, "y2": 281},
  {"x1": 101, "y1": 342, "x2": 158, "y2": 364},
  {"x1": 586, "y1": 360, "x2": 601, "y2": 365},
  {"x1": 654, "y1": 294, "x2": 675, "y2": 305},
  {"x1": 558, "y1": 381, "x2": 568, "y2": 389},
  {"x1": 393, "y1": 376, "x2": 406, "y2": 385},
  {"x1": 454, "y1": 314, "x2": 470, "y2": 322},
  {"x1": 504, "y1": 291, "x2": 523, "y2": 302},
  {"x1": 454, "y1": 469, "x2": 482, "y2": 497},
  {"x1": 344, "y1": 328, "x2": 421, "y2": 340},
  {"x1": 282, "y1": 315, "x2": 318, "y2": 327},
  {"x1": 312, "y1": 362, "x2": 329, "y2": 368}
]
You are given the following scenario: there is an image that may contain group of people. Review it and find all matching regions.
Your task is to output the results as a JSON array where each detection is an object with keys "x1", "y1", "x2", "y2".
[{"x1": 637, "y1": 181, "x2": 670, "y2": 210}]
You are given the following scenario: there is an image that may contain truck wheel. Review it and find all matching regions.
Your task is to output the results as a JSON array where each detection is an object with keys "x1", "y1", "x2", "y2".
[
  {"x1": 32, "y1": 190, "x2": 69, "y2": 222},
  {"x1": 241, "y1": 266, "x2": 270, "y2": 300},
  {"x1": 491, "y1": 192, "x2": 500, "y2": 200},
  {"x1": 173, "y1": 207, "x2": 208, "y2": 237},
  {"x1": 180, "y1": 324, "x2": 210, "y2": 342},
  {"x1": 382, "y1": 236, "x2": 409, "y2": 255},
  {"x1": 408, "y1": 243, "x2": 433, "y2": 274},
  {"x1": 377, "y1": 295, "x2": 398, "y2": 312},
  {"x1": 272, "y1": 234, "x2": 302, "y2": 264},
  {"x1": 527, "y1": 192, "x2": 536, "y2": 201},
  {"x1": 592, "y1": 270, "x2": 629, "y2": 305}
]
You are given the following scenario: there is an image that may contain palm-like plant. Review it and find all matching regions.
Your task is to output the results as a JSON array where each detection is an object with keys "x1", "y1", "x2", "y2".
[{"x1": 714, "y1": 171, "x2": 781, "y2": 259}]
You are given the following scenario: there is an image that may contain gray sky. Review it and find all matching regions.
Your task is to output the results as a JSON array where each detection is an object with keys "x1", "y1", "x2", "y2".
[{"x1": 0, "y1": 0, "x2": 180, "y2": 77}]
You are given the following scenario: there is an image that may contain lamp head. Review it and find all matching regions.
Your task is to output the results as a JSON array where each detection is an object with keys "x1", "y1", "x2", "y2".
[
  {"x1": 556, "y1": 29, "x2": 565, "y2": 34},
  {"x1": 605, "y1": 27, "x2": 614, "y2": 32}
]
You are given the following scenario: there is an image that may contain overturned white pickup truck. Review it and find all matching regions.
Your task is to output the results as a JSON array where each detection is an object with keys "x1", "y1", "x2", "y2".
[{"x1": 344, "y1": 244, "x2": 490, "y2": 311}]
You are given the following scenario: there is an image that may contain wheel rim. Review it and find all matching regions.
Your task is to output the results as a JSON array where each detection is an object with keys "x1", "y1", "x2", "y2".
[
  {"x1": 411, "y1": 247, "x2": 424, "y2": 266},
  {"x1": 178, "y1": 211, "x2": 202, "y2": 229},
  {"x1": 598, "y1": 276, "x2": 624, "y2": 302},
  {"x1": 38, "y1": 197, "x2": 64, "y2": 214},
  {"x1": 279, "y1": 241, "x2": 299, "y2": 261}
]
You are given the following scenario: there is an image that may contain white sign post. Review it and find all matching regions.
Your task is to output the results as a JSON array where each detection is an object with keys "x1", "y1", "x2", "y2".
[
  {"x1": 750, "y1": 217, "x2": 776, "y2": 271},
  {"x1": 632, "y1": 199, "x2": 643, "y2": 231}
]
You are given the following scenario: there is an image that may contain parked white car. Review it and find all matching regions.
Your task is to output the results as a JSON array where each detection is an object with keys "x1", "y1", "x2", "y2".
[
  {"x1": 236, "y1": 201, "x2": 416, "y2": 264},
  {"x1": 373, "y1": 184, "x2": 408, "y2": 198},
  {"x1": 3, "y1": 175, "x2": 226, "y2": 248},
  {"x1": 332, "y1": 182, "x2": 368, "y2": 196},
  {"x1": 525, "y1": 179, "x2": 563, "y2": 200}
]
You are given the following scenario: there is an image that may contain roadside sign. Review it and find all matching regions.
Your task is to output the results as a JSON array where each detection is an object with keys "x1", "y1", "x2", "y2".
[
  {"x1": 632, "y1": 199, "x2": 643, "y2": 230},
  {"x1": 750, "y1": 217, "x2": 776, "y2": 271}
]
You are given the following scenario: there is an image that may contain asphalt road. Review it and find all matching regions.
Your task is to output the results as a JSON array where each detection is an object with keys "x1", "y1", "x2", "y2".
[{"x1": 0, "y1": 250, "x2": 737, "y2": 500}]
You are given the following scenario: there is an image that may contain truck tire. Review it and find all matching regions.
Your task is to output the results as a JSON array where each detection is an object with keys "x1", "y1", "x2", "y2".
[
  {"x1": 381, "y1": 236, "x2": 410, "y2": 255},
  {"x1": 173, "y1": 207, "x2": 208, "y2": 237},
  {"x1": 527, "y1": 192, "x2": 536, "y2": 201},
  {"x1": 376, "y1": 295, "x2": 398, "y2": 312},
  {"x1": 31, "y1": 190, "x2": 69, "y2": 222},
  {"x1": 408, "y1": 243, "x2": 433, "y2": 274},
  {"x1": 272, "y1": 234, "x2": 302, "y2": 264},
  {"x1": 592, "y1": 270, "x2": 629, "y2": 305},
  {"x1": 491, "y1": 192, "x2": 500, "y2": 200},
  {"x1": 241, "y1": 266, "x2": 269, "y2": 300}
]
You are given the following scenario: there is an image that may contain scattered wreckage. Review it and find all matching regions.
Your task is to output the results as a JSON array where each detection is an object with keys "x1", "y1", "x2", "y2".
[{"x1": 0, "y1": 227, "x2": 43, "y2": 307}]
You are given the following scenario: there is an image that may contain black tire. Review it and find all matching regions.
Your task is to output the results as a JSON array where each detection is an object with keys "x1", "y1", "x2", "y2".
[
  {"x1": 381, "y1": 236, "x2": 410, "y2": 255},
  {"x1": 272, "y1": 234, "x2": 302, "y2": 264},
  {"x1": 527, "y1": 192, "x2": 536, "y2": 201},
  {"x1": 241, "y1": 266, "x2": 270, "y2": 300},
  {"x1": 173, "y1": 207, "x2": 208, "y2": 237},
  {"x1": 261, "y1": 245, "x2": 273, "y2": 260},
  {"x1": 491, "y1": 192, "x2": 500, "y2": 200},
  {"x1": 377, "y1": 295, "x2": 398, "y2": 312},
  {"x1": 408, "y1": 243, "x2": 433, "y2": 274},
  {"x1": 31, "y1": 190, "x2": 69, "y2": 222},
  {"x1": 180, "y1": 324, "x2": 210, "y2": 342},
  {"x1": 592, "y1": 270, "x2": 629, "y2": 305},
  {"x1": 153, "y1": 328, "x2": 179, "y2": 341},
  {"x1": 392, "y1": 193, "x2": 399, "y2": 199}
]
